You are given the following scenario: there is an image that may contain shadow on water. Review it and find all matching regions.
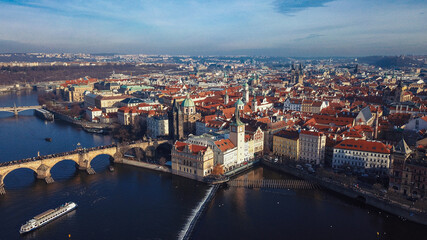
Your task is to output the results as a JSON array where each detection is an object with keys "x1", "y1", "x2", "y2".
[{"x1": 3, "y1": 168, "x2": 38, "y2": 189}]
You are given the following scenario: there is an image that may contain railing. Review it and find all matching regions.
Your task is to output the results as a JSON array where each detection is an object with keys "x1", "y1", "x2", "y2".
[
  {"x1": 228, "y1": 179, "x2": 317, "y2": 189},
  {"x1": 0, "y1": 143, "x2": 117, "y2": 167},
  {"x1": 0, "y1": 139, "x2": 171, "y2": 168}
]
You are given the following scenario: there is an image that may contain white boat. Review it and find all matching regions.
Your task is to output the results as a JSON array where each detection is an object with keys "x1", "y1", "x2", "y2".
[{"x1": 20, "y1": 202, "x2": 77, "y2": 234}]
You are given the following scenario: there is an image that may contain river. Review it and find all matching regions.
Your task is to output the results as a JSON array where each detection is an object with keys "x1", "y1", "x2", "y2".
[{"x1": 0, "y1": 91, "x2": 426, "y2": 240}]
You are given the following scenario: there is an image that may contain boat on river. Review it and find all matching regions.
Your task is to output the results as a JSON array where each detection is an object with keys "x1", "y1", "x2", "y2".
[{"x1": 20, "y1": 202, "x2": 77, "y2": 234}]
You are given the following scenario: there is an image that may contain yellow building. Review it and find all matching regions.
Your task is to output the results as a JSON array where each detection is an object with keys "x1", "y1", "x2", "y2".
[
  {"x1": 273, "y1": 130, "x2": 300, "y2": 161},
  {"x1": 171, "y1": 141, "x2": 214, "y2": 181},
  {"x1": 65, "y1": 84, "x2": 93, "y2": 102}
]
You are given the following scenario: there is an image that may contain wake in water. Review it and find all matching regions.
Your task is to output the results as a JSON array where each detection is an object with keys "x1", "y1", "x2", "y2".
[{"x1": 178, "y1": 186, "x2": 214, "y2": 240}]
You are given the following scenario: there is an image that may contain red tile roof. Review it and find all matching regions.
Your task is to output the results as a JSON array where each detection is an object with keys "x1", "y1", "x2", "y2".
[
  {"x1": 174, "y1": 141, "x2": 208, "y2": 155},
  {"x1": 215, "y1": 139, "x2": 235, "y2": 152},
  {"x1": 334, "y1": 139, "x2": 390, "y2": 154}
]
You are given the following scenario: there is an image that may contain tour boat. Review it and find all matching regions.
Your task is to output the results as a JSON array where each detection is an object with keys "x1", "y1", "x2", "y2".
[{"x1": 20, "y1": 202, "x2": 77, "y2": 234}]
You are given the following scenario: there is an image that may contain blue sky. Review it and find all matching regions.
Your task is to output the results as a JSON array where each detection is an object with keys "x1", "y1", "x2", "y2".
[{"x1": 0, "y1": 0, "x2": 426, "y2": 56}]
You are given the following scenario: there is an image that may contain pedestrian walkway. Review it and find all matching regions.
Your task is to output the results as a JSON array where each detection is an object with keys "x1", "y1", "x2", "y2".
[{"x1": 228, "y1": 179, "x2": 318, "y2": 190}]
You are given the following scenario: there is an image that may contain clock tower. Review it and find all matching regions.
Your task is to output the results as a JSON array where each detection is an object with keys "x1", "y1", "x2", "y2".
[{"x1": 230, "y1": 102, "x2": 245, "y2": 164}]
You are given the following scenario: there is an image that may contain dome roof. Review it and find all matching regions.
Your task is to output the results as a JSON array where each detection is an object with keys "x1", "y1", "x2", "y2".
[
  {"x1": 235, "y1": 98, "x2": 244, "y2": 106},
  {"x1": 181, "y1": 97, "x2": 195, "y2": 107}
]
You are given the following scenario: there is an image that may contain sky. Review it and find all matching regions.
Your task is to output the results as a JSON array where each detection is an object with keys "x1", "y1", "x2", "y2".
[{"x1": 0, "y1": 0, "x2": 426, "y2": 56}]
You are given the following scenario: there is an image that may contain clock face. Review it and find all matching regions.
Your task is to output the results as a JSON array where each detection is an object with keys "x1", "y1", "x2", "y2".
[{"x1": 239, "y1": 126, "x2": 243, "y2": 132}]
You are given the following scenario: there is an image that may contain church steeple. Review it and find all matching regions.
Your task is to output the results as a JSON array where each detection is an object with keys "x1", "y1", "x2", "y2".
[
  {"x1": 251, "y1": 94, "x2": 258, "y2": 112},
  {"x1": 224, "y1": 89, "x2": 229, "y2": 105}
]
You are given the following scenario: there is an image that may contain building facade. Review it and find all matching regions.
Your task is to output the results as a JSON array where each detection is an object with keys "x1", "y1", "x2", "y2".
[
  {"x1": 171, "y1": 141, "x2": 214, "y2": 181},
  {"x1": 299, "y1": 130, "x2": 326, "y2": 165},
  {"x1": 273, "y1": 130, "x2": 300, "y2": 161},
  {"x1": 147, "y1": 115, "x2": 169, "y2": 138},
  {"x1": 332, "y1": 139, "x2": 391, "y2": 172}
]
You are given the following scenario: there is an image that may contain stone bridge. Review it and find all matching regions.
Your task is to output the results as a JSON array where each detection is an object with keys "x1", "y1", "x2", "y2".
[
  {"x1": 0, "y1": 104, "x2": 42, "y2": 115},
  {"x1": 0, "y1": 139, "x2": 172, "y2": 194}
]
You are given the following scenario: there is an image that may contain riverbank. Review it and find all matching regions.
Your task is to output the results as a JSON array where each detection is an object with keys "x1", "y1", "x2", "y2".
[
  {"x1": 117, "y1": 158, "x2": 172, "y2": 173},
  {"x1": 46, "y1": 107, "x2": 116, "y2": 132},
  {"x1": 262, "y1": 159, "x2": 427, "y2": 226}
]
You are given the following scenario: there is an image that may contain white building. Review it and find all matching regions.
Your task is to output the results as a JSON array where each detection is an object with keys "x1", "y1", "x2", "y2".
[
  {"x1": 251, "y1": 96, "x2": 274, "y2": 112},
  {"x1": 283, "y1": 98, "x2": 302, "y2": 112},
  {"x1": 404, "y1": 116, "x2": 427, "y2": 131},
  {"x1": 299, "y1": 130, "x2": 326, "y2": 165},
  {"x1": 332, "y1": 139, "x2": 391, "y2": 171},
  {"x1": 187, "y1": 134, "x2": 238, "y2": 171},
  {"x1": 147, "y1": 115, "x2": 169, "y2": 138},
  {"x1": 86, "y1": 106, "x2": 102, "y2": 122}
]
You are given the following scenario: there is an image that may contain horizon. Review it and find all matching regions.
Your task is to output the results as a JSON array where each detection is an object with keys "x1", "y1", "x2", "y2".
[{"x1": 1, "y1": 0, "x2": 426, "y2": 56}]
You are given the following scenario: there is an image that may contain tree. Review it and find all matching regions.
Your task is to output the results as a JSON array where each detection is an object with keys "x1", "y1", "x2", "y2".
[
  {"x1": 212, "y1": 164, "x2": 224, "y2": 175},
  {"x1": 158, "y1": 157, "x2": 166, "y2": 166},
  {"x1": 70, "y1": 104, "x2": 82, "y2": 117}
]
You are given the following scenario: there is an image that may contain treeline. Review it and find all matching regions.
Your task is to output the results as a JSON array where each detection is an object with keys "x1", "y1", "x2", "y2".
[{"x1": 0, "y1": 63, "x2": 181, "y2": 85}]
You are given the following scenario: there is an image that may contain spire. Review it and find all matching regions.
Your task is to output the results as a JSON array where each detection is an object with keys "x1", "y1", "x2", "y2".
[
  {"x1": 393, "y1": 138, "x2": 412, "y2": 155},
  {"x1": 172, "y1": 99, "x2": 181, "y2": 113},
  {"x1": 224, "y1": 89, "x2": 229, "y2": 105}
]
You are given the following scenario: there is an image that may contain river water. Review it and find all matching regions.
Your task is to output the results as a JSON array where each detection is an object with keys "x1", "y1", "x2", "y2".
[{"x1": 0, "y1": 91, "x2": 426, "y2": 240}]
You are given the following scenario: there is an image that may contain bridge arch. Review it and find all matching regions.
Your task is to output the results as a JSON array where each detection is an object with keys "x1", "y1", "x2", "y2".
[
  {"x1": 155, "y1": 142, "x2": 172, "y2": 165},
  {"x1": 1, "y1": 166, "x2": 39, "y2": 187},
  {"x1": 121, "y1": 146, "x2": 147, "y2": 162},
  {"x1": 88, "y1": 153, "x2": 115, "y2": 171},
  {"x1": 49, "y1": 159, "x2": 81, "y2": 180},
  {"x1": 14, "y1": 109, "x2": 38, "y2": 114}
]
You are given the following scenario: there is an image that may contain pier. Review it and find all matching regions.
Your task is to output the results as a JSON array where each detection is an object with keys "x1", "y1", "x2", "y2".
[{"x1": 228, "y1": 179, "x2": 317, "y2": 189}]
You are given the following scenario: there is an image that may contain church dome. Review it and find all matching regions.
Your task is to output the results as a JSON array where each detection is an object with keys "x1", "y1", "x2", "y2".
[
  {"x1": 181, "y1": 97, "x2": 195, "y2": 107},
  {"x1": 235, "y1": 98, "x2": 244, "y2": 107}
]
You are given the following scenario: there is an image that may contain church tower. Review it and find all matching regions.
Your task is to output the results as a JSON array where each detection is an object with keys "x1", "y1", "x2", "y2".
[
  {"x1": 394, "y1": 80, "x2": 403, "y2": 102},
  {"x1": 251, "y1": 95, "x2": 258, "y2": 112},
  {"x1": 181, "y1": 93, "x2": 198, "y2": 135},
  {"x1": 230, "y1": 101, "x2": 245, "y2": 164},
  {"x1": 168, "y1": 99, "x2": 184, "y2": 140},
  {"x1": 243, "y1": 81, "x2": 249, "y2": 104},
  {"x1": 224, "y1": 89, "x2": 229, "y2": 105}
]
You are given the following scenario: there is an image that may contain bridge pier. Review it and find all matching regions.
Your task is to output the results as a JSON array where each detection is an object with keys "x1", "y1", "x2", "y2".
[
  {"x1": 0, "y1": 183, "x2": 5, "y2": 195},
  {"x1": 77, "y1": 165, "x2": 96, "y2": 175},
  {"x1": 36, "y1": 164, "x2": 55, "y2": 184}
]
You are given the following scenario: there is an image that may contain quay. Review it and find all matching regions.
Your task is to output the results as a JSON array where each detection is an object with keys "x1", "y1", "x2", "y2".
[
  {"x1": 261, "y1": 159, "x2": 427, "y2": 226},
  {"x1": 47, "y1": 108, "x2": 116, "y2": 131},
  {"x1": 34, "y1": 108, "x2": 54, "y2": 121},
  {"x1": 224, "y1": 159, "x2": 260, "y2": 178},
  {"x1": 118, "y1": 159, "x2": 171, "y2": 173}
]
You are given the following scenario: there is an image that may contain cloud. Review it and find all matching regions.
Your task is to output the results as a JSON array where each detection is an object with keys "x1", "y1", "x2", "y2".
[
  {"x1": 0, "y1": 0, "x2": 426, "y2": 56},
  {"x1": 294, "y1": 34, "x2": 324, "y2": 41},
  {"x1": 273, "y1": 0, "x2": 335, "y2": 15}
]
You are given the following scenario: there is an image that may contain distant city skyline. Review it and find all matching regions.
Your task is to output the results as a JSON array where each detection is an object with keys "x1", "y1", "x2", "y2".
[{"x1": 0, "y1": 0, "x2": 426, "y2": 56}]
